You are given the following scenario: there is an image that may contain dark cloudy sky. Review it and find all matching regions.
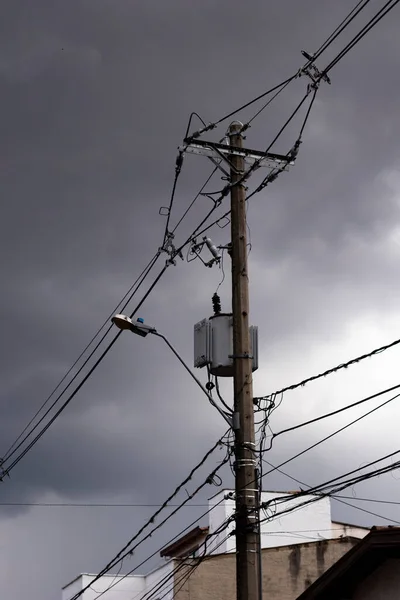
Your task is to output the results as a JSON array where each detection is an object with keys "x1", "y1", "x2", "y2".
[{"x1": 2, "y1": 1, "x2": 400, "y2": 599}]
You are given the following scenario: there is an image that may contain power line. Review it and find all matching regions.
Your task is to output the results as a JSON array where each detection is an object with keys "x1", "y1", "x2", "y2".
[
  {"x1": 268, "y1": 448, "x2": 400, "y2": 509},
  {"x1": 2, "y1": 252, "x2": 161, "y2": 465},
  {"x1": 0, "y1": 502, "x2": 220, "y2": 508},
  {"x1": 258, "y1": 452, "x2": 400, "y2": 527},
  {"x1": 185, "y1": 76, "x2": 299, "y2": 140},
  {"x1": 260, "y1": 456, "x2": 399, "y2": 525},
  {"x1": 323, "y1": 0, "x2": 400, "y2": 76},
  {"x1": 3, "y1": 123, "x2": 230, "y2": 474},
  {"x1": 161, "y1": 150, "x2": 185, "y2": 243},
  {"x1": 336, "y1": 495, "x2": 400, "y2": 506},
  {"x1": 331, "y1": 496, "x2": 400, "y2": 525},
  {"x1": 269, "y1": 382, "x2": 400, "y2": 443},
  {"x1": 256, "y1": 335, "x2": 400, "y2": 400},
  {"x1": 259, "y1": 389, "x2": 400, "y2": 475},
  {"x1": 2, "y1": 187, "x2": 232, "y2": 476},
  {"x1": 181, "y1": 84, "x2": 318, "y2": 252},
  {"x1": 2, "y1": 263, "x2": 170, "y2": 476},
  {"x1": 312, "y1": 0, "x2": 373, "y2": 61},
  {"x1": 241, "y1": 78, "x2": 296, "y2": 131},
  {"x1": 68, "y1": 433, "x2": 233, "y2": 600},
  {"x1": 88, "y1": 500, "x2": 229, "y2": 600},
  {"x1": 172, "y1": 166, "x2": 219, "y2": 234},
  {"x1": 131, "y1": 527, "x2": 233, "y2": 600},
  {"x1": 184, "y1": 0, "x2": 378, "y2": 144}
]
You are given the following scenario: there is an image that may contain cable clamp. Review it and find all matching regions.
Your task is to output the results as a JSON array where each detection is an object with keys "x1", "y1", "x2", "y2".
[
  {"x1": 159, "y1": 232, "x2": 183, "y2": 266},
  {"x1": 299, "y1": 51, "x2": 331, "y2": 89},
  {"x1": 0, "y1": 459, "x2": 8, "y2": 482}
]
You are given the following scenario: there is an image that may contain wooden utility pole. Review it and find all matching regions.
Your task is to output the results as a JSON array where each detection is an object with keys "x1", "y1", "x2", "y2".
[{"x1": 229, "y1": 121, "x2": 260, "y2": 600}]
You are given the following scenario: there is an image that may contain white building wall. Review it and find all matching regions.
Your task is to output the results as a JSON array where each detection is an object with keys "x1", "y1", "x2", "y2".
[
  {"x1": 260, "y1": 491, "x2": 332, "y2": 549},
  {"x1": 62, "y1": 563, "x2": 174, "y2": 600},
  {"x1": 208, "y1": 495, "x2": 236, "y2": 555},
  {"x1": 207, "y1": 490, "x2": 368, "y2": 555},
  {"x1": 63, "y1": 573, "x2": 145, "y2": 600},
  {"x1": 330, "y1": 521, "x2": 369, "y2": 540},
  {"x1": 144, "y1": 562, "x2": 174, "y2": 600}
]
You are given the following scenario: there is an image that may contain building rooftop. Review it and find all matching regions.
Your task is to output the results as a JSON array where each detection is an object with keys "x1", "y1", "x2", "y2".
[{"x1": 160, "y1": 526, "x2": 209, "y2": 558}]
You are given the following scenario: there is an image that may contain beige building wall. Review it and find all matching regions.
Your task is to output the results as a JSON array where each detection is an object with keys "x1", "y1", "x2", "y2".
[{"x1": 174, "y1": 537, "x2": 359, "y2": 600}]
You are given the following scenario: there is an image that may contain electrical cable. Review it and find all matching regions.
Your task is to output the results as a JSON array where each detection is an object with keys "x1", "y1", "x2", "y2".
[
  {"x1": 264, "y1": 447, "x2": 400, "y2": 510},
  {"x1": 172, "y1": 166, "x2": 219, "y2": 234},
  {"x1": 161, "y1": 110, "x2": 211, "y2": 242},
  {"x1": 331, "y1": 496, "x2": 400, "y2": 525},
  {"x1": 214, "y1": 376, "x2": 233, "y2": 414},
  {"x1": 154, "y1": 525, "x2": 235, "y2": 600},
  {"x1": 256, "y1": 459, "x2": 400, "y2": 529},
  {"x1": 184, "y1": 112, "x2": 207, "y2": 140},
  {"x1": 86, "y1": 498, "x2": 229, "y2": 600},
  {"x1": 186, "y1": 76, "x2": 298, "y2": 140},
  {"x1": 163, "y1": 114, "x2": 221, "y2": 242},
  {"x1": 269, "y1": 382, "x2": 400, "y2": 443},
  {"x1": 84, "y1": 479, "x2": 234, "y2": 600},
  {"x1": 260, "y1": 389, "x2": 400, "y2": 473},
  {"x1": 264, "y1": 91, "x2": 311, "y2": 154},
  {"x1": 133, "y1": 526, "x2": 233, "y2": 600},
  {"x1": 266, "y1": 453, "x2": 400, "y2": 523},
  {"x1": 0, "y1": 502, "x2": 226, "y2": 508},
  {"x1": 65, "y1": 12, "x2": 400, "y2": 593},
  {"x1": 312, "y1": 0, "x2": 373, "y2": 62},
  {"x1": 242, "y1": 78, "x2": 295, "y2": 131},
  {"x1": 179, "y1": 84, "x2": 318, "y2": 253},
  {"x1": 185, "y1": 0, "x2": 392, "y2": 145},
  {"x1": 68, "y1": 434, "x2": 233, "y2": 600},
  {"x1": 4, "y1": 151, "x2": 222, "y2": 470},
  {"x1": 162, "y1": 150, "x2": 185, "y2": 244},
  {"x1": 335, "y1": 495, "x2": 400, "y2": 506},
  {"x1": 215, "y1": 247, "x2": 226, "y2": 293},
  {"x1": 256, "y1": 335, "x2": 400, "y2": 400},
  {"x1": 260, "y1": 456, "x2": 399, "y2": 525},
  {"x1": 2, "y1": 252, "x2": 161, "y2": 464},
  {"x1": 2, "y1": 264, "x2": 169, "y2": 475},
  {"x1": 89, "y1": 559, "x2": 125, "y2": 595},
  {"x1": 322, "y1": 0, "x2": 400, "y2": 76},
  {"x1": 2, "y1": 253, "x2": 162, "y2": 466},
  {"x1": 94, "y1": 514, "x2": 233, "y2": 600},
  {"x1": 162, "y1": 532, "x2": 234, "y2": 596},
  {"x1": 2, "y1": 172, "x2": 232, "y2": 477}
]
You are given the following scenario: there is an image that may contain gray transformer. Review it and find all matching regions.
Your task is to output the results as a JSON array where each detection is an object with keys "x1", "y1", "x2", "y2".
[{"x1": 194, "y1": 313, "x2": 258, "y2": 377}]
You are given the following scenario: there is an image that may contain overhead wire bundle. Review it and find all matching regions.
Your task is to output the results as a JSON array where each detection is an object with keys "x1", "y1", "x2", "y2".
[
  {"x1": 68, "y1": 429, "x2": 234, "y2": 600},
  {"x1": 97, "y1": 3, "x2": 400, "y2": 593},
  {"x1": 92, "y1": 513, "x2": 235, "y2": 600},
  {"x1": 1, "y1": 65, "x2": 316, "y2": 477},
  {"x1": 251, "y1": 381, "x2": 400, "y2": 529},
  {"x1": 255, "y1": 384, "x2": 400, "y2": 487},
  {"x1": 258, "y1": 446, "x2": 400, "y2": 527},
  {"x1": 255, "y1": 333, "x2": 400, "y2": 401},
  {"x1": 3, "y1": 7, "x2": 400, "y2": 594}
]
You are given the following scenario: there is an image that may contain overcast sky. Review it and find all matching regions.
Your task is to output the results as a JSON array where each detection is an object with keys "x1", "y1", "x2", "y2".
[{"x1": 2, "y1": 1, "x2": 400, "y2": 599}]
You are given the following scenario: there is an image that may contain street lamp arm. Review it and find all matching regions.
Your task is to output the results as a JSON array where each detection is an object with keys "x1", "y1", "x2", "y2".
[{"x1": 151, "y1": 331, "x2": 233, "y2": 428}]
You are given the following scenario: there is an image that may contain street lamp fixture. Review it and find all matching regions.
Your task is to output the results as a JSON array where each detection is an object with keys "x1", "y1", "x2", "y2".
[{"x1": 111, "y1": 314, "x2": 232, "y2": 427}]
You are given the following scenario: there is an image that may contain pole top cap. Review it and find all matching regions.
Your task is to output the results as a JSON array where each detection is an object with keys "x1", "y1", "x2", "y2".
[{"x1": 228, "y1": 121, "x2": 244, "y2": 134}]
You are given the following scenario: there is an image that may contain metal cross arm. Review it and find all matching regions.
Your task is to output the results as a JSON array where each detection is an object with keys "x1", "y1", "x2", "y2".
[{"x1": 179, "y1": 138, "x2": 293, "y2": 173}]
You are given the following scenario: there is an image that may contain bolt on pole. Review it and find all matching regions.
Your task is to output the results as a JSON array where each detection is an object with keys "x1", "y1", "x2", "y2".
[{"x1": 229, "y1": 121, "x2": 261, "y2": 600}]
